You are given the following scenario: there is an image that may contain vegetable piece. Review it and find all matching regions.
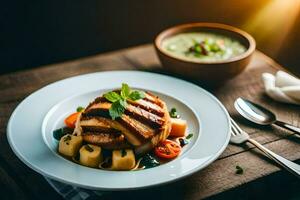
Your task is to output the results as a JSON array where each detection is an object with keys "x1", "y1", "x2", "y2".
[
  {"x1": 76, "y1": 106, "x2": 85, "y2": 112},
  {"x1": 128, "y1": 91, "x2": 145, "y2": 101},
  {"x1": 235, "y1": 165, "x2": 244, "y2": 175},
  {"x1": 64, "y1": 112, "x2": 80, "y2": 128},
  {"x1": 58, "y1": 134, "x2": 83, "y2": 157},
  {"x1": 178, "y1": 138, "x2": 188, "y2": 147},
  {"x1": 155, "y1": 140, "x2": 181, "y2": 159},
  {"x1": 53, "y1": 127, "x2": 73, "y2": 140},
  {"x1": 103, "y1": 83, "x2": 145, "y2": 119},
  {"x1": 140, "y1": 154, "x2": 160, "y2": 169},
  {"x1": 79, "y1": 144, "x2": 103, "y2": 168},
  {"x1": 104, "y1": 91, "x2": 121, "y2": 103},
  {"x1": 169, "y1": 107, "x2": 180, "y2": 118},
  {"x1": 186, "y1": 133, "x2": 193, "y2": 139},
  {"x1": 169, "y1": 118, "x2": 187, "y2": 137},
  {"x1": 109, "y1": 99, "x2": 127, "y2": 120},
  {"x1": 111, "y1": 149, "x2": 136, "y2": 170}
]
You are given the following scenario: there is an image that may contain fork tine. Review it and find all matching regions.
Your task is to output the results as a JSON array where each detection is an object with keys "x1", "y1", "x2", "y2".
[
  {"x1": 231, "y1": 123, "x2": 239, "y2": 135},
  {"x1": 230, "y1": 118, "x2": 243, "y2": 133},
  {"x1": 230, "y1": 127, "x2": 237, "y2": 136}
]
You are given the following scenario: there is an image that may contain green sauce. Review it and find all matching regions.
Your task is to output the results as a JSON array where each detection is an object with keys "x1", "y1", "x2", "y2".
[{"x1": 162, "y1": 32, "x2": 246, "y2": 62}]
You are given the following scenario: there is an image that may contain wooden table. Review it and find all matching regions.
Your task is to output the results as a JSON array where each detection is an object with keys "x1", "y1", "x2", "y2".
[{"x1": 1, "y1": 44, "x2": 299, "y2": 200}]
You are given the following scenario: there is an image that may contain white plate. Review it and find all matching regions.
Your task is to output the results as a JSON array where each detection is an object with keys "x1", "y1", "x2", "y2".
[{"x1": 7, "y1": 71, "x2": 230, "y2": 190}]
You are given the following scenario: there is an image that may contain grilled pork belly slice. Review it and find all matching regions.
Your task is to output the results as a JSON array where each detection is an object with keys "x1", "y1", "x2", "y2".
[
  {"x1": 80, "y1": 117, "x2": 143, "y2": 146},
  {"x1": 82, "y1": 132, "x2": 130, "y2": 149},
  {"x1": 74, "y1": 91, "x2": 171, "y2": 154},
  {"x1": 84, "y1": 101, "x2": 164, "y2": 128}
]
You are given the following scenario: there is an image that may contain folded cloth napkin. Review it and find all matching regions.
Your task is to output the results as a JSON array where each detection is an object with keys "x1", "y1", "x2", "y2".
[
  {"x1": 45, "y1": 177, "x2": 107, "y2": 200},
  {"x1": 262, "y1": 71, "x2": 300, "y2": 105}
]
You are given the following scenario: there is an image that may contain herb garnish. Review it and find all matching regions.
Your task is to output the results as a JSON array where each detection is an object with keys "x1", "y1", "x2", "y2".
[
  {"x1": 187, "y1": 39, "x2": 224, "y2": 57},
  {"x1": 76, "y1": 106, "x2": 85, "y2": 112},
  {"x1": 85, "y1": 145, "x2": 94, "y2": 152},
  {"x1": 53, "y1": 128, "x2": 67, "y2": 140},
  {"x1": 63, "y1": 135, "x2": 72, "y2": 142},
  {"x1": 178, "y1": 138, "x2": 188, "y2": 147},
  {"x1": 169, "y1": 107, "x2": 180, "y2": 118},
  {"x1": 140, "y1": 154, "x2": 160, "y2": 169},
  {"x1": 121, "y1": 149, "x2": 127, "y2": 157},
  {"x1": 104, "y1": 83, "x2": 145, "y2": 119},
  {"x1": 186, "y1": 133, "x2": 193, "y2": 140},
  {"x1": 235, "y1": 165, "x2": 244, "y2": 175}
]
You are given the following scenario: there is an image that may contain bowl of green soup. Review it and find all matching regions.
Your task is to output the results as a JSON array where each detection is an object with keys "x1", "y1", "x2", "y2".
[{"x1": 155, "y1": 23, "x2": 256, "y2": 84}]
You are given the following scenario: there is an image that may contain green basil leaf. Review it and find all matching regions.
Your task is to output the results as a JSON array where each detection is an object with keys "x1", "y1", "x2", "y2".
[
  {"x1": 128, "y1": 91, "x2": 145, "y2": 101},
  {"x1": 109, "y1": 99, "x2": 126, "y2": 120},
  {"x1": 76, "y1": 106, "x2": 85, "y2": 112},
  {"x1": 104, "y1": 91, "x2": 121, "y2": 102},
  {"x1": 119, "y1": 99, "x2": 127, "y2": 107},
  {"x1": 121, "y1": 83, "x2": 130, "y2": 99}
]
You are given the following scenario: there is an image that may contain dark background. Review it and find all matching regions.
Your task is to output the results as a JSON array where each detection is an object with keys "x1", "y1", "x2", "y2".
[{"x1": 1, "y1": 0, "x2": 299, "y2": 75}]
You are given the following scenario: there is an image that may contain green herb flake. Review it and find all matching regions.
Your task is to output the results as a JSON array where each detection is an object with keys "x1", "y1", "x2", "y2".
[
  {"x1": 186, "y1": 133, "x2": 194, "y2": 140},
  {"x1": 85, "y1": 145, "x2": 94, "y2": 152},
  {"x1": 169, "y1": 107, "x2": 180, "y2": 118},
  {"x1": 121, "y1": 149, "x2": 127, "y2": 157},
  {"x1": 103, "y1": 83, "x2": 146, "y2": 119},
  {"x1": 235, "y1": 165, "x2": 244, "y2": 175},
  {"x1": 63, "y1": 135, "x2": 72, "y2": 142},
  {"x1": 76, "y1": 106, "x2": 85, "y2": 112}
]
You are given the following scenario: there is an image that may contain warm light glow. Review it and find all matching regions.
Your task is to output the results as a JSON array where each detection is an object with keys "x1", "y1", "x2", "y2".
[{"x1": 243, "y1": 0, "x2": 300, "y2": 54}]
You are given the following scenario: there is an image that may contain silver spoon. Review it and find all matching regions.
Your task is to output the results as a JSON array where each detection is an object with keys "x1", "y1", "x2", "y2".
[{"x1": 234, "y1": 98, "x2": 300, "y2": 135}]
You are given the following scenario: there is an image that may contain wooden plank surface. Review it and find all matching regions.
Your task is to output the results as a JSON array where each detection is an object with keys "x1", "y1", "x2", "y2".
[{"x1": 0, "y1": 44, "x2": 299, "y2": 200}]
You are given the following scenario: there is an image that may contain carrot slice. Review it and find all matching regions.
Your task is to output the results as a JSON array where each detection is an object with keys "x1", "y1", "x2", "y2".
[{"x1": 64, "y1": 112, "x2": 80, "y2": 128}]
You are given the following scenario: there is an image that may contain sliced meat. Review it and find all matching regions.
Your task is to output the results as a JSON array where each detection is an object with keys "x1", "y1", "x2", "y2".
[
  {"x1": 76, "y1": 91, "x2": 171, "y2": 154},
  {"x1": 143, "y1": 92, "x2": 164, "y2": 108},
  {"x1": 82, "y1": 132, "x2": 130, "y2": 149},
  {"x1": 80, "y1": 117, "x2": 143, "y2": 146},
  {"x1": 84, "y1": 101, "x2": 165, "y2": 128},
  {"x1": 124, "y1": 104, "x2": 165, "y2": 128},
  {"x1": 119, "y1": 114, "x2": 157, "y2": 140},
  {"x1": 127, "y1": 99, "x2": 165, "y2": 117}
]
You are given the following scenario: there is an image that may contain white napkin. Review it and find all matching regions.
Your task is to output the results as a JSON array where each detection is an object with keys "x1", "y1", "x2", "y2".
[{"x1": 262, "y1": 71, "x2": 300, "y2": 105}]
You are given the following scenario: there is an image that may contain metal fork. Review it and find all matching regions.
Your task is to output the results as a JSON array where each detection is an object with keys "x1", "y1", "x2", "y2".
[{"x1": 230, "y1": 118, "x2": 300, "y2": 178}]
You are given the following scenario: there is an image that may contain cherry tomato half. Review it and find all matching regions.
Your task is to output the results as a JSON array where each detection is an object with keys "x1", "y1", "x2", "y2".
[
  {"x1": 64, "y1": 112, "x2": 80, "y2": 128},
  {"x1": 154, "y1": 139, "x2": 181, "y2": 159}
]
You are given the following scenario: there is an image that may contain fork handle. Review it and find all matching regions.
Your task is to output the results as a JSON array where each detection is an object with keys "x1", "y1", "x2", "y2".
[
  {"x1": 248, "y1": 138, "x2": 300, "y2": 178},
  {"x1": 275, "y1": 121, "x2": 300, "y2": 135}
]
